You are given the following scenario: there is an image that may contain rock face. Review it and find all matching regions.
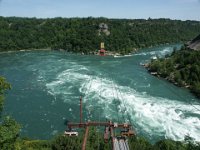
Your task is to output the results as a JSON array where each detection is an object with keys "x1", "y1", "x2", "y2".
[
  {"x1": 188, "y1": 34, "x2": 200, "y2": 50},
  {"x1": 98, "y1": 23, "x2": 110, "y2": 36}
]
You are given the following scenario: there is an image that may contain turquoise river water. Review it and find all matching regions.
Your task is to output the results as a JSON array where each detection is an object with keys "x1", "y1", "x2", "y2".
[{"x1": 0, "y1": 44, "x2": 200, "y2": 143}]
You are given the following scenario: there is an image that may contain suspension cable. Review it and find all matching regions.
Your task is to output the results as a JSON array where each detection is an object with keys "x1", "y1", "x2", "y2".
[
  {"x1": 111, "y1": 77, "x2": 120, "y2": 123},
  {"x1": 110, "y1": 69, "x2": 136, "y2": 128},
  {"x1": 112, "y1": 75, "x2": 126, "y2": 123},
  {"x1": 116, "y1": 84, "x2": 134, "y2": 126},
  {"x1": 115, "y1": 81, "x2": 130, "y2": 122},
  {"x1": 160, "y1": 79, "x2": 200, "y2": 112},
  {"x1": 97, "y1": 74, "x2": 103, "y2": 150}
]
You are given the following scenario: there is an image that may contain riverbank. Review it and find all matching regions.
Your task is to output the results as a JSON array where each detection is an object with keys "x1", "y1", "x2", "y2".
[
  {"x1": 147, "y1": 47, "x2": 200, "y2": 99},
  {"x1": 0, "y1": 47, "x2": 136, "y2": 57},
  {"x1": 147, "y1": 68, "x2": 191, "y2": 88},
  {"x1": 147, "y1": 69, "x2": 200, "y2": 99},
  {"x1": 0, "y1": 48, "x2": 51, "y2": 54},
  {"x1": 1, "y1": 17, "x2": 199, "y2": 55}
]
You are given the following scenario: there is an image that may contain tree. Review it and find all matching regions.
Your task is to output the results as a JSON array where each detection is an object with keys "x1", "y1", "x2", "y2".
[
  {"x1": 148, "y1": 46, "x2": 200, "y2": 98},
  {"x1": 0, "y1": 76, "x2": 21, "y2": 150},
  {"x1": 0, "y1": 116, "x2": 21, "y2": 150},
  {"x1": 1, "y1": 16, "x2": 200, "y2": 53},
  {"x1": 154, "y1": 139, "x2": 185, "y2": 150},
  {"x1": 0, "y1": 76, "x2": 11, "y2": 114}
]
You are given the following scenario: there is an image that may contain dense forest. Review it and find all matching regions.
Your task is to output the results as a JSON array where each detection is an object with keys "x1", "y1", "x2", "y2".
[
  {"x1": 0, "y1": 16, "x2": 200, "y2": 54},
  {"x1": 1, "y1": 76, "x2": 200, "y2": 149},
  {"x1": 148, "y1": 44, "x2": 200, "y2": 98}
]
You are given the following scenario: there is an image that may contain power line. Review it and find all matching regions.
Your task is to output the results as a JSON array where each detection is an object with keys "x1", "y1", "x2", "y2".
[
  {"x1": 112, "y1": 76, "x2": 126, "y2": 123},
  {"x1": 111, "y1": 77, "x2": 120, "y2": 123},
  {"x1": 115, "y1": 82, "x2": 133, "y2": 126},
  {"x1": 97, "y1": 75, "x2": 103, "y2": 150},
  {"x1": 160, "y1": 79, "x2": 200, "y2": 112}
]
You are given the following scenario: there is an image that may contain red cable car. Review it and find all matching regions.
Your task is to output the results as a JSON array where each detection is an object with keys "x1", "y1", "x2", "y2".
[
  {"x1": 99, "y1": 42, "x2": 106, "y2": 56},
  {"x1": 99, "y1": 49, "x2": 106, "y2": 56}
]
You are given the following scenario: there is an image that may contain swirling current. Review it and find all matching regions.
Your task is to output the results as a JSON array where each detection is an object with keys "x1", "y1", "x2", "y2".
[{"x1": 0, "y1": 44, "x2": 200, "y2": 143}]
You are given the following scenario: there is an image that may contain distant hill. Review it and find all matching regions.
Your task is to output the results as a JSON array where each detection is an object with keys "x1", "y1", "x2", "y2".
[
  {"x1": 188, "y1": 34, "x2": 200, "y2": 50},
  {"x1": 1, "y1": 17, "x2": 200, "y2": 54}
]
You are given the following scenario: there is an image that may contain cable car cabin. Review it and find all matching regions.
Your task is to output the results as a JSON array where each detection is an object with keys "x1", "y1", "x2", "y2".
[
  {"x1": 64, "y1": 131, "x2": 78, "y2": 136},
  {"x1": 120, "y1": 129, "x2": 134, "y2": 137},
  {"x1": 99, "y1": 49, "x2": 106, "y2": 56}
]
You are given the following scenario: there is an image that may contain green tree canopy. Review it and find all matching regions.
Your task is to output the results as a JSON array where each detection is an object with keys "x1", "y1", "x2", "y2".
[
  {"x1": 0, "y1": 76, "x2": 11, "y2": 113},
  {"x1": 0, "y1": 17, "x2": 200, "y2": 54},
  {"x1": 0, "y1": 76, "x2": 21, "y2": 150}
]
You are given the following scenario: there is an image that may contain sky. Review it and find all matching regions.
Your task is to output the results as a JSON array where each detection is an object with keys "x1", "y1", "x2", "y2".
[{"x1": 0, "y1": 0, "x2": 200, "y2": 21}]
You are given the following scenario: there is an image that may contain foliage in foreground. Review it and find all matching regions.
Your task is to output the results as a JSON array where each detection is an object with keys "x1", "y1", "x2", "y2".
[
  {"x1": 0, "y1": 76, "x2": 11, "y2": 112},
  {"x1": 148, "y1": 45, "x2": 200, "y2": 98},
  {"x1": 0, "y1": 76, "x2": 21, "y2": 150},
  {"x1": 14, "y1": 134, "x2": 200, "y2": 150}
]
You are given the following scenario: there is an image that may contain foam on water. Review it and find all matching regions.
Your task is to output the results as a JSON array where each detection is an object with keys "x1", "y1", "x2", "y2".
[
  {"x1": 135, "y1": 47, "x2": 173, "y2": 58},
  {"x1": 3, "y1": 47, "x2": 198, "y2": 141},
  {"x1": 46, "y1": 63, "x2": 200, "y2": 141},
  {"x1": 79, "y1": 75, "x2": 200, "y2": 141},
  {"x1": 45, "y1": 63, "x2": 90, "y2": 103}
]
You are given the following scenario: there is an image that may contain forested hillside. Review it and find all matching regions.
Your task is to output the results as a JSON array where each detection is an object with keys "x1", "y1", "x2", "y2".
[
  {"x1": 148, "y1": 43, "x2": 200, "y2": 98},
  {"x1": 0, "y1": 16, "x2": 200, "y2": 54}
]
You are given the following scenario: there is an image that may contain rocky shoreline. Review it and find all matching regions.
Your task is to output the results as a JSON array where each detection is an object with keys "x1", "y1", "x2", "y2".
[{"x1": 145, "y1": 64, "x2": 200, "y2": 99}]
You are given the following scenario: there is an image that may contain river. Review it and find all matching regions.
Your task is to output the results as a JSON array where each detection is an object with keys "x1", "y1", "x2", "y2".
[{"x1": 0, "y1": 44, "x2": 200, "y2": 143}]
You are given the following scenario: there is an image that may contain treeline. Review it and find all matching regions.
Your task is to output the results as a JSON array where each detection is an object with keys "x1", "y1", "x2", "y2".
[
  {"x1": 1, "y1": 76, "x2": 200, "y2": 149},
  {"x1": 0, "y1": 16, "x2": 200, "y2": 54},
  {"x1": 148, "y1": 46, "x2": 200, "y2": 98},
  {"x1": 2, "y1": 130, "x2": 200, "y2": 150}
]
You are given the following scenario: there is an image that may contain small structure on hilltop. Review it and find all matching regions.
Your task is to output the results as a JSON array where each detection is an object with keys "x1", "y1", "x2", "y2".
[
  {"x1": 98, "y1": 23, "x2": 110, "y2": 36},
  {"x1": 99, "y1": 42, "x2": 106, "y2": 56},
  {"x1": 99, "y1": 23, "x2": 108, "y2": 30}
]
